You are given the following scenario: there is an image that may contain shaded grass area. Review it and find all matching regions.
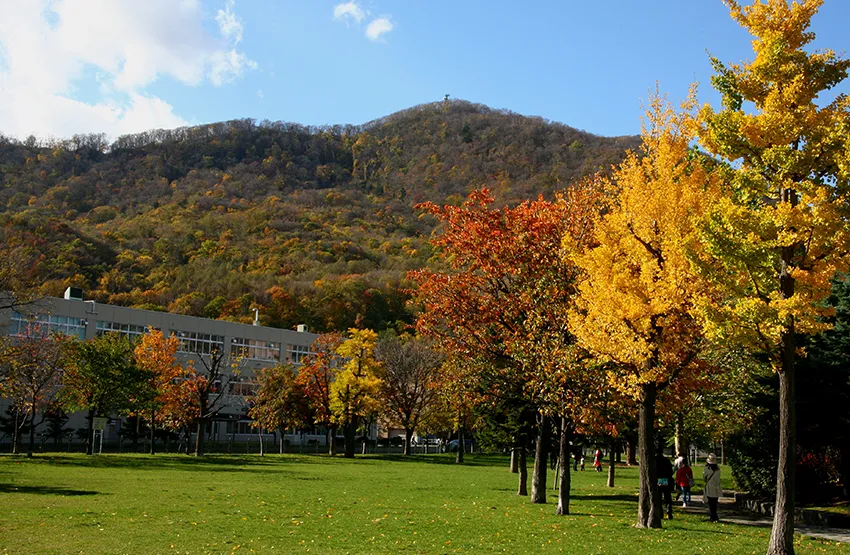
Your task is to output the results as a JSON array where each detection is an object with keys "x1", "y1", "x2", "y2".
[{"x1": 0, "y1": 453, "x2": 847, "y2": 554}]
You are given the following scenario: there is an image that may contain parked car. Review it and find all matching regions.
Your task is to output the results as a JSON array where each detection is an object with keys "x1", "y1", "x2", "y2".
[{"x1": 447, "y1": 439, "x2": 475, "y2": 452}]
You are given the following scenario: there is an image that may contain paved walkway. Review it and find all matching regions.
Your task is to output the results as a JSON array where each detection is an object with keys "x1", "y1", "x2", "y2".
[{"x1": 678, "y1": 496, "x2": 850, "y2": 544}]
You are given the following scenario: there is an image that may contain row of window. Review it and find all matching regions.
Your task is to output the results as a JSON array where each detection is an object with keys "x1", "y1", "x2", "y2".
[
  {"x1": 230, "y1": 337, "x2": 280, "y2": 361},
  {"x1": 9, "y1": 313, "x2": 313, "y2": 362},
  {"x1": 10, "y1": 312, "x2": 87, "y2": 340}
]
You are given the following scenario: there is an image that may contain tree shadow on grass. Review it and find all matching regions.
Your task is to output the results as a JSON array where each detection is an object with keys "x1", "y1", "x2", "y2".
[
  {"x1": 0, "y1": 483, "x2": 99, "y2": 496},
  {"x1": 13, "y1": 454, "x2": 296, "y2": 473},
  {"x1": 569, "y1": 493, "x2": 639, "y2": 503},
  {"x1": 366, "y1": 453, "x2": 509, "y2": 467}
]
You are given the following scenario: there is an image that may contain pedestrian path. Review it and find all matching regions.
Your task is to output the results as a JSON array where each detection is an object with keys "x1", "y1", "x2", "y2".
[{"x1": 678, "y1": 496, "x2": 850, "y2": 544}]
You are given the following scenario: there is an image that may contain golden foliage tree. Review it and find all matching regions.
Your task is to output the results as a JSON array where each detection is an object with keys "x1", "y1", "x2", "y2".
[
  {"x1": 332, "y1": 329, "x2": 382, "y2": 458},
  {"x1": 569, "y1": 94, "x2": 719, "y2": 528},
  {"x1": 695, "y1": 1, "x2": 850, "y2": 551}
]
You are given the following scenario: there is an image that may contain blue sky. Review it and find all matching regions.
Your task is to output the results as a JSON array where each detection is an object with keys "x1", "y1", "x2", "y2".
[{"x1": 0, "y1": 0, "x2": 848, "y2": 140}]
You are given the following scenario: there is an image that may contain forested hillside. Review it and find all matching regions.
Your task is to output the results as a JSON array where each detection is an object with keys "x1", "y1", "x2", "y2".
[{"x1": 0, "y1": 100, "x2": 639, "y2": 332}]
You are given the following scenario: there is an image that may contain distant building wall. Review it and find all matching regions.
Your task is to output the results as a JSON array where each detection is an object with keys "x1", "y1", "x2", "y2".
[{"x1": 0, "y1": 295, "x2": 320, "y2": 448}]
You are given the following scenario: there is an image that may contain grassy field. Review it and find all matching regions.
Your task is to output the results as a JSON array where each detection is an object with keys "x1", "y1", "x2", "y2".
[{"x1": 0, "y1": 453, "x2": 846, "y2": 555}]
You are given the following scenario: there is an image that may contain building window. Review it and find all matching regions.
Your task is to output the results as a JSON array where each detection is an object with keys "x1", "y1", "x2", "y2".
[
  {"x1": 230, "y1": 337, "x2": 281, "y2": 362},
  {"x1": 96, "y1": 321, "x2": 148, "y2": 341},
  {"x1": 228, "y1": 377, "x2": 259, "y2": 397},
  {"x1": 287, "y1": 344, "x2": 312, "y2": 364},
  {"x1": 226, "y1": 420, "x2": 257, "y2": 435},
  {"x1": 10, "y1": 311, "x2": 86, "y2": 340},
  {"x1": 173, "y1": 330, "x2": 224, "y2": 355}
]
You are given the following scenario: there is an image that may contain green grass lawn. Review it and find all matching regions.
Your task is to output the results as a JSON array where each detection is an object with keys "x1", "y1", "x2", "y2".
[{"x1": 0, "y1": 453, "x2": 846, "y2": 554}]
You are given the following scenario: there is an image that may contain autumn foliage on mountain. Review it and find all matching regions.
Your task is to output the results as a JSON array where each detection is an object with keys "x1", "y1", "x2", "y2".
[{"x1": 0, "y1": 100, "x2": 637, "y2": 332}]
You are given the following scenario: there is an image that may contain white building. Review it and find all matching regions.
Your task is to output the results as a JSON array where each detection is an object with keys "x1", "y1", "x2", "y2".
[{"x1": 0, "y1": 288, "x2": 326, "y2": 452}]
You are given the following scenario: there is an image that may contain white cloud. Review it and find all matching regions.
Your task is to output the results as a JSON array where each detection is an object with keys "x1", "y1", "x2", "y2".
[
  {"x1": 366, "y1": 17, "x2": 393, "y2": 41},
  {"x1": 333, "y1": 2, "x2": 366, "y2": 24},
  {"x1": 0, "y1": 0, "x2": 255, "y2": 139},
  {"x1": 216, "y1": 0, "x2": 244, "y2": 44}
]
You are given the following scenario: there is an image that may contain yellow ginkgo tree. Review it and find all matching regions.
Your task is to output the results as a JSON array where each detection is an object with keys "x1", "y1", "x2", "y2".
[
  {"x1": 331, "y1": 328, "x2": 383, "y2": 458},
  {"x1": 695, "y1": 1, "x2": 850, "y2": 552},
  {"x1": 569, "y1": 93, "x2": 719, "y2": 529}
]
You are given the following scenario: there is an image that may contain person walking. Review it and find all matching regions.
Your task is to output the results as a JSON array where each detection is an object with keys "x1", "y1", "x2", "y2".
[
  {"x1": 675, "y1": 457, "x2": 694, "y2": 507},
  {"x1": 673, "y1": 452, "x2": 685, "y2": 500},
  {"x1": 656, "y1": 448, "x2": 674, "y2": 519},
  {"x1": 703, "y1": 453, "x2": 722, "y2": 522},
  {"x1": 593, "y1": 448, "x2": 603, "y2": 472}
]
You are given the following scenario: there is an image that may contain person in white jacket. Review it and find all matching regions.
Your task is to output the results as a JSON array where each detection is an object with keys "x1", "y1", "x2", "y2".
[{"x1": 703, "y1": 453, "x2": 722, "y2": 522}]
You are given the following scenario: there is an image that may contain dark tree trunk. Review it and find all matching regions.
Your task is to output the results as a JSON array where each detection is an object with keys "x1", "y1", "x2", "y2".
[
  {"x1": 531, "y1": 414, "x2": 550, "y2": 504},
  {"x1": 626, "y1": 435, "x2": 637, "y2": 466},
  {"x1": 556, "y1": 418, "x2": 571, "y2": 515},
  {"x1": 510, "y1": 447, "x2": 518, "y2": 473},
  {"x1": 149, "y1": 409, "x2": 156, "y2": 455},
  {"x1": 344, "y1": 419, "x2": 356, "y2": 458},
  {"x1": 518, "y1": 443, "x2": 528, "y2": 496},
  {"x1": 194, "y1": 417, "x2": 207, "y2": 457},
  {"x1": 85, "y1": 410, "x2": 95, "y2": 456},
  {"x1": 11, "y1": 409, "x2": 20, "y2": 455},
  {"x1": 607, "y1": 438, "x2": 617, "y2": 488},
  {"x1": 768, "y1": 327, "x2": 797, "y2": 554},
  {"x1": 132, "y1": 416, "x2": 140, "y2": 452},
  {"x1": 636, "y1": 382, "x2": 661, "y2": 528},
  {"x1": 455, "y1": 425, "x2": 465, "y2": 464},
  {"x1": 404, "y1": 428, "x2": 413, "y2": 456},
  {"x1": 27, "y1": 398, "x2": 36, "y2": 458},
  {"x1": 329, "y1": 425, "x2": 337, "y2": 456}
]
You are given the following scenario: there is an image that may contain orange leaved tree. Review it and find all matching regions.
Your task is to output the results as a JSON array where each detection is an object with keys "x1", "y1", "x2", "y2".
[
  {"x1": 411, "y1": 185, "x2": 605, "y2": 509},
  {"x1": 134, "y1": 328, "x2": 190, "y2": 455},
  {"x1": 296, "y1": 332, "x2": 344, "y2": 455}
]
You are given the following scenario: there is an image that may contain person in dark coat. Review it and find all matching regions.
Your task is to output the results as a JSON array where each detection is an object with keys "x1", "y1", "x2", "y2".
[{"x1": 656, "y1": 448, "x2": 674, "y2": 520}]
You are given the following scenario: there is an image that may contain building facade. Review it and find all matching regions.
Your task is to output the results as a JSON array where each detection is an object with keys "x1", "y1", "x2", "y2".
[{"x1": 0, "y1": 289, "x2": 323, "y2": 450}]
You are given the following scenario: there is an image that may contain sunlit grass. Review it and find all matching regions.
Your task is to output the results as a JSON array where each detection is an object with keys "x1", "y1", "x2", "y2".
[{"x1": 0, "y1": 453, "x2": 846, "y2": 554}]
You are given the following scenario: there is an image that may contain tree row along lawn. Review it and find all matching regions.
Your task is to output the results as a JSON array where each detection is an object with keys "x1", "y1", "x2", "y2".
[{"x1": 1, "y1": 454, "x2": 846, "y2": 555}]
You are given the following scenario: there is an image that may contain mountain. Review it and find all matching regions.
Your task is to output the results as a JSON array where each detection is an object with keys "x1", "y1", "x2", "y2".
[{"x1": 0, "y1": 99, "x2": 639, "y2": 333}]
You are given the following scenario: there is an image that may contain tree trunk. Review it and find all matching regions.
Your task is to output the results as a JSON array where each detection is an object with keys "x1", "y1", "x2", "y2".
[
  {"x1": 531, "y1": 414, "x2": 550, "y2": 504},
  {"x1": 556, "y1": 418, "x2": 571, "y2": 515},
  {"x1": 132, "y1": 416, "x2": 140, "y2": 452},
  {"x1": 344, "y1": 417, "x2": 356, "y2": 459},
  {"x1": 85, "y1": 410, "x2": 95, "y2": 456},
  {"x1": 626, "y1": 435, "x2": 638, "y2": 466},
  {"x1": 329, "y1": 425, "x2": 337, "y2": 456},
  {"x1": 518, "y1": 442, "x2": 528, "y2": 496},
  {"x1": 510, "y1": 446, "x2": 518, "y2": 473},
  {"x1": 11, "y1": 409, "x2": 20, "y2": 455},
  {"x1": 149, "y1": 409, "x2": 156, "y2": 456},
  {"x1": 607, "y1": 438, "x2": 617, "y2": 488},
  {"x1": 27, "y1": 397, "x2": 36, "y2": 458},
  {"x1": 768, "y1": 327, "x2": 797, "y2": 555},
  {"x1": 636, "y1": 382, "x2": 661, "y2": 528},
  {"x1": 258, "y1": 428, "x2": 264, "y2": 456},
  {"x1": 194, "y1": 417, "x2": 206, "y2": 457},
  {"x1": 674, "y1": 413, "x2": 686, "y2": 459},
  {"x1": 455, "y1": 425, "x2": 465, "y2": 464},
  {"x1": 404, "y1": 428, "x2": 413, "y2": 456}
]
